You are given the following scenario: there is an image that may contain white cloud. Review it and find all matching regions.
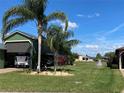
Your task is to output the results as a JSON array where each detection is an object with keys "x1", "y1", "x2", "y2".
[
  {"x1": 49, "y1": 20, "x2": 78, "y2": 30},
  {"x1": 49, "y1": 20, "x2": 61, "y2": 25},
  {"x1": 85, "y1": 44, "x2": 99, "y2": 49},
  {"x1": 0, "y1": 38, "x2": 2, "y2": 44},
  {"x1": 72, "y1": 44, "x2": 99, "y2": 56},
  {"x1": 96, "y1": 36, "x2": 106, "y2": 42},
  {"x1": 77, "y1": 14, "x2": 84, "y2": 17},
  {"x1": 87, "y1": 13, "x2": 100, "y2": 18},
  {"x1": 72, "y1": 23, "x2": 124, "y2": 56},
  {"x1": 87, "y1": 15, "x2": 93, "y2": 18},
  {"x1": 97, "y1": 23, "x2": 124, "y2": 37},
  {"x1": 112, "y1": 44, "x2": 124, "y2": 49},
  {"x1": 95, "y1": 13, "x2": 100, "y2": 17},
  {"x1": 108, "y1": 23, "x2": 124, "y2": 34},
  {"x1": 76, "y1": 44, "x2": 99, "y2": 49},
  {"x1": 61, "y1": 21, "x2": 78, "y2": 30},
  {"x1": 92, "y1": 23, "x2": 124, "y2": 54},
  {"x1": 96, "y1": 23, "x2": 124, "y2": 38},
  {"x1": 0, "y1": 39, "x2": 2, "y2": 43},
  {"x1": 77, "y1": 12, "x2": 101, "y2": 18},
  {"x1": 68, "y1": 21, "x2": 78, "y2": 30},
  {"x1": 75, "y1": 45, "x2": 84, "y2": 48},
  {"x1": 72, "y1": 37, "x2": 123, "y2": 56}
]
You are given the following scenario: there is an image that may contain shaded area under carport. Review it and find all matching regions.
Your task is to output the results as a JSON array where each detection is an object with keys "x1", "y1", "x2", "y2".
[{"x1": 5, "y1": 42, "x2": 32, "y2": 68}]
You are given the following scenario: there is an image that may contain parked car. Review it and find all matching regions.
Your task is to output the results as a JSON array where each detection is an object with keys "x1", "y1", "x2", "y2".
[{"x1": 15, "y1": 56, "x2": 29, "y2": 67}]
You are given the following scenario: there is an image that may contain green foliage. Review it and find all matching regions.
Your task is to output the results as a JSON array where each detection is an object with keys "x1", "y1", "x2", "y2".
[
  {"x1": 2, "y1": 0, "x2": 68, "y2": 40},
  {"x1": 95, "y1": 53, "x2": 102, "y2": 61},
  {"x1": 46, "y1": 12, "x2": 68, "y2": 31},
  {"x1": 68, "y1": 53, "x2": 78, "y2": 65},
  {"x1": 104, "y1": 52, "x2": 116, "y2": 68},
  {"x1": 111, "y1": 64, "x2": 118, "y2": 69},
  {"x1": 104, "y1": 52, "x2": 115, "y2": 59},
  {"x1": 46, "y1": 25, "x2": 79, "y2": 71},
  {"x1": 46, "y1": 25, "x2": 79, "y2": 52},
  {"x1": 46, "y1": 25, "x2": 79, "y2": 55}
]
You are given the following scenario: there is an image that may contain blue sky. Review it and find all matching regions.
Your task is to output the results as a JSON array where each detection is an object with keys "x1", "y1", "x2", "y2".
[{"x1": 0, "y1": 0, "x2": 124, "y2": 56}]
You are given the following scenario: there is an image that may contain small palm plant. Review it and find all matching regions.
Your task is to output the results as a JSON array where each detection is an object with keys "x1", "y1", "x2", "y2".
[
  {"x1": 2, "y1": 0, "x2": 68, "y2": 73},
  {"x1": 46, "y1": 25, "x2": 79, "y2": 73}
]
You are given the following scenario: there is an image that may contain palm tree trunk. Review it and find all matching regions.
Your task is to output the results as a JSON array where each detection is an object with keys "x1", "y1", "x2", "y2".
[
  {"x1": 37, "y1": 34, "x2": 42, "y2": 73},
  {"x1": 37, "y1": 22, "x2": 42, "y2": 73}
]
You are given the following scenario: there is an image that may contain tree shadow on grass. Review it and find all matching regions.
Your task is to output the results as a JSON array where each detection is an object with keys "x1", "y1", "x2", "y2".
[{"x1": 46, "y1": 67, "x2": 75, "y2": 72}]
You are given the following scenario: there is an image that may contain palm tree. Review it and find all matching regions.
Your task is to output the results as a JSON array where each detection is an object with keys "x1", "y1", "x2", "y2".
[
  {"x1": 46, "y1": 25, "x2": 79, "y2": 72},
  {"x1": 2, "y1": 0, "x2": 68, "y2": 73}
]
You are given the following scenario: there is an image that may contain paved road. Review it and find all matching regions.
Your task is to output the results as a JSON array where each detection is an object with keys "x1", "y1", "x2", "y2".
[{"x1": 0, "y1": 68, "x2": 22, "y2": 74}]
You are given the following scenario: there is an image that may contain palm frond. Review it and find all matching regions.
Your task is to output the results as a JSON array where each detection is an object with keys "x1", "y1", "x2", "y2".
[
  {"x1": 23, "y1": 0, "x2": 47, "y2": 20},
  {"x1": 46, "y1": 25, "x2": 62, "y2": 36},
  {"x1": 42, "y1": 16, "x2": 48, "y2": 31},
  {"x1": 24, "y1": 0, "x2": 47, "y2": 11},
  {"x1": 46, "y1": 24, "x2": 79, "y2": 54},
  {"x1": 3, "y1": 6, "x2": 35, "y2": 25},
  {"x1": 2, "y1": 17, "x2": 29, "y2": 35},
  {"x1": 46, "y1": 12, "x2": 68, "y2": 31},
  {"x1": 62, "y1": 31, "x2": 74, "y2": 39},
  {"x1": 65, "y1": 40, "x2": 80, "y2": 47}
]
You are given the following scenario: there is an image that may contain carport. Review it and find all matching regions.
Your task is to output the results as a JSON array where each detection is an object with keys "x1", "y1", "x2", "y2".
[
  {"x1": 115, "y1": 47, "x2": 124, "y2": 69},
  {"x1": 4, "y1": 31, "x2": 36, "y2": 68},
  {"x1": 5, "y1": 42, "x2": 32, "y2": 67},
  {"x1": 3, "y1": 30, "x2": 51, "y2": 69}
]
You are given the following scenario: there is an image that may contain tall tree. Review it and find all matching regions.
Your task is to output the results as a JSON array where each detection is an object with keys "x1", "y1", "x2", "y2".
[
  {"x1": 46, "y1": 25, "x2": 79, "y2": 72},
  {"x1": 95, "y1": 53, "x2": 102, "y2": 60},
  {"x1": 104, "y1": 52, "x2": 115, "y2": 67},
  {"x1": 2, "y1": 0, "x2": 68, "y2": 73}
]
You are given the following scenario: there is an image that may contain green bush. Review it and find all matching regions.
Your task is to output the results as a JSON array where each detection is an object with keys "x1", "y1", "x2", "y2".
[{"x1": 111, "y1": 64, "x2": 118, "y2": 69}]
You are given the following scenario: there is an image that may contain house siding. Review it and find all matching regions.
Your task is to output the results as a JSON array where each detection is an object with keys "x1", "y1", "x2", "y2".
[{"x1": 5, "y1": 33, "x2": 31, "y2": 41}]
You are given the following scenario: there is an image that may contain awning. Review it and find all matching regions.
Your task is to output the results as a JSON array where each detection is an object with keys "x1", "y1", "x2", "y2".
[{"x1": 5, "y1": 42, "x2": 32, "y2": 53}]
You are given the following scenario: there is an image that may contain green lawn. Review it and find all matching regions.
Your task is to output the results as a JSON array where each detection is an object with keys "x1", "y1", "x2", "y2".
[{"x1": 0, "y1": 62, "x2": 124, "y2": 93}]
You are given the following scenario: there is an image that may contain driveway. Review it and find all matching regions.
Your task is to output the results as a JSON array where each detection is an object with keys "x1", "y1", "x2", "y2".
[{"x1": 0, "y1": 68, "x2": 22, "y2": 74}]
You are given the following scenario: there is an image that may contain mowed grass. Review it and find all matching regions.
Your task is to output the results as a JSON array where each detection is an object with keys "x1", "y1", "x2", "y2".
[{"x1": 0, "y1": 62, "x2": 124, "y2": 93}]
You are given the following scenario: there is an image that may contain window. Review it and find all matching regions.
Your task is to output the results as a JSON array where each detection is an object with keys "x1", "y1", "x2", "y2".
[
  {"x1": 83, "y1": 58, "x2": 85, "y2": 60},
  {"x1": 86, "y1": 58, "x2": 88, "y2": 60}
]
